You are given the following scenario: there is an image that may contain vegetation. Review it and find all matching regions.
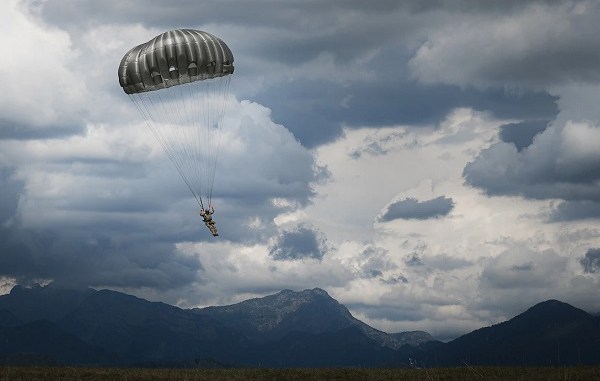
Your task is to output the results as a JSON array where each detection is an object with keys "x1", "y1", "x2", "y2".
[{"x1": 0, "y1": 366, "x2": 599, "y2": 381}]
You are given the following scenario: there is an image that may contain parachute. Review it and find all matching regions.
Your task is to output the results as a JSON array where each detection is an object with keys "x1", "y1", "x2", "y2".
[{"x1": 118, "y1": 29, "x2": 234, "y2": 210}]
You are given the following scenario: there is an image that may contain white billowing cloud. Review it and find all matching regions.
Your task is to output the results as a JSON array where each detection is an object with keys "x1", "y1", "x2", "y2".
[
  {"x1": 409, "y1": 1, "x2": 600, "y2": 89},
  {"x1": 299, "y1": 108, "x2": 501, "y2": 241},
  {"x1": 0, "y1": 1, "x2": 85, "y2": 130},
  {"x1": 173, "y1": 240, "x2": 355, "y2": 307},
  {"x1": 5, "y1": 97, "x2": 317, "y2": 234},
  {"x1": 77, "y1": 24, "x2": 166, "y2": 124},
  {"x1": 216, "y1": 100, "x2": 318, "y2": 202}
]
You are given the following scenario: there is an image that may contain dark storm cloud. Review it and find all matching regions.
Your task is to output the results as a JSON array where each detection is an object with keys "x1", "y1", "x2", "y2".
[
  {"x1": 268, "y1": 224, "x2": 328, "y2": 261},
  {"x1": 27, "y1": 0, "x2": 558, "y2": 149},
  {"x1": 409, "y1": 1, "x2": 600, "y2": 89},
  {"x1": 464, "y1": 121, "x2": 600, "y2": 215},
  {"x1": 499, "y1": 120, "x2": 549, "y2": 151},
  {"x1": 30, "y1": 0, "x2": 412, "y2": 65},
  {"x1": 29, "y1": 1, "x2": 412, "y2": 35},
  {"x1": 0, "y1": 118, "x2": 85, "y2": 140},
  {"x1": 30, "y1": 0, "x2": 558, "y2": 33},
  {"x1": 0, "y1": 173, "x2": 201, "y2": 289},
  {"x1": 0, "y1": 224, "x2": 201, "y2": 289},
  {"x1": 549, "y1": 201, "x2": 600, "y2": 222},
  {"x1": 464, "y1": 149, "x2": 600, "y2": 201},
  {"x1": 379, "y1": 196, "x2": 454, "y2": 222},
  {"x1": 580, "y1": 248, "x2": 600, "y2": 274},
  {"x1": 255, "y1": 78, "x2": 557, "y2": 148}
]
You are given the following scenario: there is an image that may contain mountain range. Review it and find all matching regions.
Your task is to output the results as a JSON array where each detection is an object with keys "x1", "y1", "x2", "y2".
[{"x1": 0, "y1": 284, "x2": 598, "y2": 367}]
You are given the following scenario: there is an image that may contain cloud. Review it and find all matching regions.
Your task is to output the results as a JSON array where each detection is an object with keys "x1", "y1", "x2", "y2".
[
  {"x1": 0, "y1": 2, "x2": 87, "y2": 137},
  {"x1": 499, "y1": 120, "x2": 549, "y2": 151},
  {"x1": 356, "y1": 245, "x2": 398, "y2": 280},
  {"x1": 487, "y1": 251, "x2": 559, "y2": 286},
  {"x1": 404, "y1": 254, "x2": 424, "y2": 267},
  {"x1": 425, "y1": 254, "x2": 472, "y2": 271},
  {"x1": 380, "y1": 275, "x2": 408, "y2": 285},
  {"x1": 477, "y1": 247, "x2": 570, "y2": 311},
  {"x1": 409, "y1": 2, "x2": 600, "y2": 89},
  {"x1": 378, "y1": 196, "x2": 454, "y2": 222},
  {"x1": 463, "y1": 121, "x2": 600, "y2": 211},
  {"x1": 0, "y1": 97, "x2": 322, "y2": 288},
  {"x1": 2, "y1": 0, "x2": 600, "y2": 342},
  {"x1": 349, "y1": 131, "x2": 409, "y2": 159},
  {"x1": 580, "y1": 248, "x2": 600, "y2": 273},
  {"x1": 0, "y1": 162, "x2": 202, "y2": 290},
  {"x1": 13, "y1": 0, "x2": 558, "y2": 150},
  {"x1": 255, "y1": 78, "x2": 557, "y2": 148},
  {"x1": 0, "y1": 207, "x2": 202, "y2": 290},
  {"x1": 268, "y1": 224, "x2": 329, "y2": 261},
  {"x1": 549, "y1": 200, "x2": 600, "y2": 222}
]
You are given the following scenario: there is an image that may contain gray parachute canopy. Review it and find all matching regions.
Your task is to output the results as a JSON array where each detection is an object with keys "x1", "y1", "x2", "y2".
[
  {"x1": 118, "y1": 29, "x2": 234, "y2": 211},
  {"x1": 118, "y1": 29, "x2": 234, "y2": 94}
]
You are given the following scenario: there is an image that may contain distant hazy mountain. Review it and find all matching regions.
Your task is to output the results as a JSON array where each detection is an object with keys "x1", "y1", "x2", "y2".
[
  {"x1": 390, "y1": 331, "x2": 434, "y2": 347},
  {"x1": 1, "y1": 284, "x2": 598, "y2": 367},
  {"x1": 193, "y1": 288, "x2": 430, "y2": 350},
  {"x1": 412, "y1": 299, "x2": 600, "y2": 366}
]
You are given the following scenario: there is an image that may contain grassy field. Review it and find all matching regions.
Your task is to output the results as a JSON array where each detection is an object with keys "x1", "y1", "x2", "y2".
[{"x1": 1, "y1": 366, "x2": 599, "y2": 381}]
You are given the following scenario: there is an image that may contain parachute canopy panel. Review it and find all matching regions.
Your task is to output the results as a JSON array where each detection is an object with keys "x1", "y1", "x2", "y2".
[{"x1": 118, "y1": 29, "x2": 234, "y2": 94}]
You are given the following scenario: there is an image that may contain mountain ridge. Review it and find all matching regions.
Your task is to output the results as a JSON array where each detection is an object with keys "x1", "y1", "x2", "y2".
[
  {"x1": 411, "y1": 299, "x2": 600, "y2": 366},
  {"x1": 193, "y1": 287, "x2": 431, "y2": 349},
  {"x1": 1, "y1": 284, "x2": 598, "y2": 367}
]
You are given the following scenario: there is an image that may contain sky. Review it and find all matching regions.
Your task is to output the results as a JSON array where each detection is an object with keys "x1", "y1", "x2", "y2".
[{"x1": 1, "y1": 0, "x2": 600, "y2": 341}]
